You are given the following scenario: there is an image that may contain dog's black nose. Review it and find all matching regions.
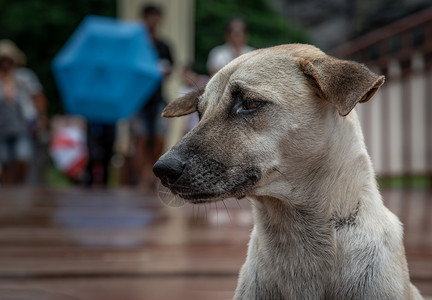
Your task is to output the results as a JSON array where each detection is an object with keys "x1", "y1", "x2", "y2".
[{"x1": 153, "y1": 155, "x2": 185, "y2": 184}]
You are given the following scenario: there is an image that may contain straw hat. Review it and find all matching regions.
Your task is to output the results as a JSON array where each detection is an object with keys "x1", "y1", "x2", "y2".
[{"x1": 0, "y1": 39, "x2": 26, "y2": 65}]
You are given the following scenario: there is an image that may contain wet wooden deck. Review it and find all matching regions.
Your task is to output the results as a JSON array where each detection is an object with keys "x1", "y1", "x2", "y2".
[{"x1": 0, "y1": 187, "x2": 431, "y2": 299}]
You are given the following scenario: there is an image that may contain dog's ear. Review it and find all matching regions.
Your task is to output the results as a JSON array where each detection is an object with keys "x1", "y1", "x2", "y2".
[
  {"x1": 162, "y1": 86, "x2": 205, "y2": 118},
  {"x1": 299, "y1": 57, "x2": 385, "y2": 116}
]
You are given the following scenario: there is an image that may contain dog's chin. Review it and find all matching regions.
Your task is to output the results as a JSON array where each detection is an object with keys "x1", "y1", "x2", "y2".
[
  {"x1": 179, "y1": 192, "x2": 222, "y2": 203},
  {"x1": 169, "y1": 189, "x2": 247, "y2": 204},
  {"x1": 176, "y1": 192, "x2": 232, "y2": 204},
  {"x1": 161, "y1": 174, "x2": 259, "y2": 204}
]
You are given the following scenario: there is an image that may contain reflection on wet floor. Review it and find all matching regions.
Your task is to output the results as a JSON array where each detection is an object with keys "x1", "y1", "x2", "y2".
[{"x1": 0, "y1": 187, "x2": 430, "y2": 299}]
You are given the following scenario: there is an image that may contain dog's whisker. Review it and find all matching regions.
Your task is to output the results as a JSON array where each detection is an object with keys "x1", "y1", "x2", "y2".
[
  {"x1": 204, "y1": 203, "x2": 208, "y2": 222},
  {"x1": 246, "y1": 197, "x2": 258, "y2": 209},
  {"x1": 197, "y1": 205, "x2": 201, "y2": 224},
  {"x1": 157, "y1": 190, "x2": 173, "y2": 196},
  {"x1": 273, "y1": 167, "x2": 291, "y2": 181},
  {"x1": 214, "y1": 201, "x2": 219, "y2": 227},
  {"x1": 157, "y1": 182, "x2": 186, "y2": 208},
  {"x1": 222, "y1": 199, "x2": 232, "y2": 225}
]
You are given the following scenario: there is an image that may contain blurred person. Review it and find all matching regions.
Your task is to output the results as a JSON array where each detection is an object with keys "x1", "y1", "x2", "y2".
[
  {"x1": 0, "y1": 40, "x2": 47, "y2": 185},
  {"x1": 84, "y1": 122, "x2": 115, "y2": 187},
  {"x1": 207, "y1": 18, "x2": 254, "y2": 76},
  {"x1": 134, "y1": 4, "x2": 174, "y2": 192}
]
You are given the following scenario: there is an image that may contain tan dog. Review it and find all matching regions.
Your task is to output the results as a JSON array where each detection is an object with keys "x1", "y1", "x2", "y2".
[{"x1": 153, "y1": 44, "x2": 423, "y2": 299}]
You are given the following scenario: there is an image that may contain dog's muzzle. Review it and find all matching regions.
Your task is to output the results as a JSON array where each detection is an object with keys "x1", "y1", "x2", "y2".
[{"x1": 153, "y1": 150, "x2": 261, "y2": 201}]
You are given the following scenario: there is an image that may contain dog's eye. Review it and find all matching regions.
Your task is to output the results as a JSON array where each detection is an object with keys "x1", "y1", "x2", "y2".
[
  {"x1": 242, "y1": 100, "x2": 262, "y2": 111},
  {"x1": 231, "y1": 89, "x2": 266, "y2": 115},
  {"x1": 235, "y1": 99, "x2": 265, "y2": 114}
]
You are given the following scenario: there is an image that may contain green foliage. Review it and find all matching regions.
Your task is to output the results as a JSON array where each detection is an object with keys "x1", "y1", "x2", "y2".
[
  {"x1": 378, "y1": 176, "x2": 432, "y2": 189},
  {"x1": 195, "y1": 0, "x2": 311, "y2": 74},
  {"x1": 0, "y1": 0, "x2": 116, "y2": 115}
]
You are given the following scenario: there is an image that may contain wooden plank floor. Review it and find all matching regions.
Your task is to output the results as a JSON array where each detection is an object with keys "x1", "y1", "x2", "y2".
[{"x1": 0, "y1": 187, "x2": 430, "y2": 299}]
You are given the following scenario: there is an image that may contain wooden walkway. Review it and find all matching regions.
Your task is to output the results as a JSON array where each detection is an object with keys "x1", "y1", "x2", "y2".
[{"x1": 0, "y1": 187, "x2": 430, "y2": 299}]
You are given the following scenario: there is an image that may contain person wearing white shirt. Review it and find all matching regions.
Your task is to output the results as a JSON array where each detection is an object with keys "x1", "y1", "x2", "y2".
[{"x1": 207, "y1": 18, "x2": 254, "y2": 76}]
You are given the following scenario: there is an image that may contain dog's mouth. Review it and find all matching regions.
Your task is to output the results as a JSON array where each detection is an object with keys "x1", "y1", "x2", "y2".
[
  {"x1": 162, "y1": 174, "x2": 258, "y2": 204},
  {"x1": 154, "y1": 154, "x2": 261, "y2": 206},
  {"x1": 156, "y1": 186, "x2": 229, "y2": 207},
  {"x1": 177, "y1": 191, "x2": 223, "y2": 202},
  {"x1": 168, "y1": 187, "x2": 239, "y2": 203}
]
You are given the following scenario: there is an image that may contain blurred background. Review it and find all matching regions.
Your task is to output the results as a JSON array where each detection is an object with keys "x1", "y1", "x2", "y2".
[{"x1": 0, "y1": 0, "x2": 432, "y2": 299}]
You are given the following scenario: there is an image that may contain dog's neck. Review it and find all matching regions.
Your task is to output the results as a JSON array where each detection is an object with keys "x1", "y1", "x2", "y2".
[
  {"x1": 252, "y1": 114, "x2": 375, "y2": 229},
  {"x1": 249, "y1": 194, "x2": 336, "y2": 298},
  {"x1": 245, "y1": 113, "x2": 379, "y2": 297}
]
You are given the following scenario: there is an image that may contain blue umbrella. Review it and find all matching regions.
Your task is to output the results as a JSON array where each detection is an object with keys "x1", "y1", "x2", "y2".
[{"x1": 52, "y1": 15, "x2": 162, "y2": 123}]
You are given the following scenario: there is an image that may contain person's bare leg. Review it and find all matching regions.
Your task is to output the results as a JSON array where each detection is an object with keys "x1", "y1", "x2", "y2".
[
  {"x1": 138, "y1": 135, "x2": 165, "y2": 194},
  {"x1": 0, "y1": 163, "x2": 12, "y2": 185},
  {"x1": 134, "y1": 135, "x2": 151, "y2": 192},
  {"x1": 14, "y1": 161, "x2": 28, "y2": 184},
  {"x1": 134, "y1": 137, "x2": 147, "y2": 184},
  {"x1": 146, "y1": 135, "x2": 165, "y2": 193},
  {"x1": 152, "y1": 136, "x2": 164, "y2": 165}
]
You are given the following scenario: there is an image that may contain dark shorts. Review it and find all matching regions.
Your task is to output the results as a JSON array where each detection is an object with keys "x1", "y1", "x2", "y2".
[{"x1": 0, "y1": 135, "x2": 33, "y2": 163}]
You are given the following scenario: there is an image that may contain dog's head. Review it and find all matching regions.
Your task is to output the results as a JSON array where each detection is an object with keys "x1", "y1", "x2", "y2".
[{"x1": 153, "y1": 44, "x2": 384, "y2": 204}]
